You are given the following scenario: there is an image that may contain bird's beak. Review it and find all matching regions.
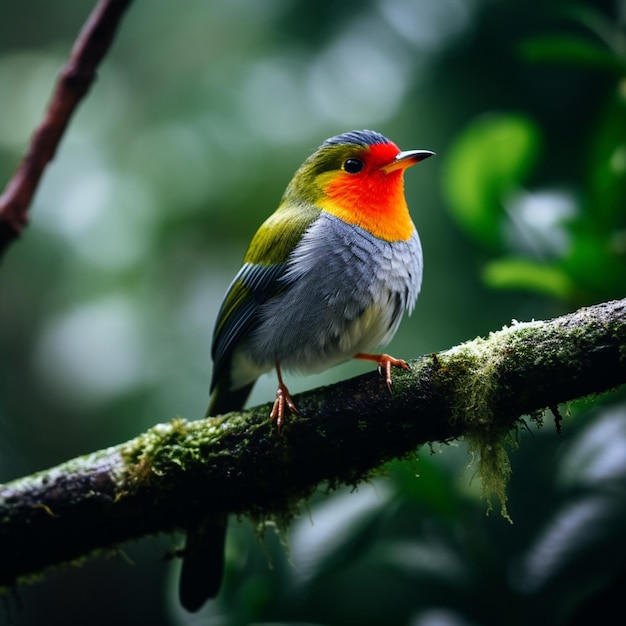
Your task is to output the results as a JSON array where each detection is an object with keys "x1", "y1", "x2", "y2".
[{"x1": 380, "y1": 149, "x2": 435, "y2": 173}]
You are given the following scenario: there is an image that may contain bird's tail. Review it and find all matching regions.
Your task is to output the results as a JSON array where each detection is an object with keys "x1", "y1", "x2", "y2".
[
  {"x1": 179, "y1": 378, "x2": 256, "y2": 611},
  {"x1": 179, "y1": 517, "x2": 227, "y2": 612},
  {"x1": 205, "y1": 379, "x2": 255, "y2": 417}
]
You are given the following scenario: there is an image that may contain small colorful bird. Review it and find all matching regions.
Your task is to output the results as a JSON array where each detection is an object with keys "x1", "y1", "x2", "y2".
[
  {"x1": 208, "y1": 128, "x2": 433, "y2": 427},
  {"x1": 179, "y1": 129, "x2": 433, "y2": 611}
]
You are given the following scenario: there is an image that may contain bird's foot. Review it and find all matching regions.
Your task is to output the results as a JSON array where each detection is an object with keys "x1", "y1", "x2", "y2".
[
  {"x1": 270, "y1": 380, "x2": 299, "y2": 432},
  {"x1": 354, "y1": 352, "x2": 410, "y2": 390}
]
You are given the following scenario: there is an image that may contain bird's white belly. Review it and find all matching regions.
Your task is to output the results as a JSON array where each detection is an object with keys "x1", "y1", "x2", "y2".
[{"x1": 230, "y1": 213, "x2": 422, "y2": 388}]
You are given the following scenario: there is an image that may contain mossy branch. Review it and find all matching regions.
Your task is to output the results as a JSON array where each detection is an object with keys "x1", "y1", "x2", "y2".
[{"x1": 1, "y1": 298, "x2": 625, "y2": 588}]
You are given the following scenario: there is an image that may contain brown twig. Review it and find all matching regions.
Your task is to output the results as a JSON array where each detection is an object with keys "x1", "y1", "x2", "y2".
[{"x1": 0, "y1": 0, "x2": 134, "y2": 257}]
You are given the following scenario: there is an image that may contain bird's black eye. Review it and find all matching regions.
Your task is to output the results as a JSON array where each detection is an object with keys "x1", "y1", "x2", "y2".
[{"x1": 344, "y1": 157, "x2": 364, "y2": 174}]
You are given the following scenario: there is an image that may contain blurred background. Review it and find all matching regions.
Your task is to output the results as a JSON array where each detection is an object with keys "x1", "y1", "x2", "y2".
[{"x1": 1, "y1": 0, "x2": 625, "y2": 624}]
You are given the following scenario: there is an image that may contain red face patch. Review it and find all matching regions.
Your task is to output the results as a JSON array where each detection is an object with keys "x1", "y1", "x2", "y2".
[{"x1": 318, "y1": 141, "x2": 415, "y2": 242}]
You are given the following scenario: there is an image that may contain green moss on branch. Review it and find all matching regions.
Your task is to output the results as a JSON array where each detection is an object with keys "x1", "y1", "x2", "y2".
[{"x1": 0, "y1": 298, "x2": 624, "y2": 590}]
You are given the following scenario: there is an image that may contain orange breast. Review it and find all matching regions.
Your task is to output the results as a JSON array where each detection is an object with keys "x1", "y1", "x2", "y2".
[{"x1": 317, "y1": 169, "x2": 415, "y2": 243}]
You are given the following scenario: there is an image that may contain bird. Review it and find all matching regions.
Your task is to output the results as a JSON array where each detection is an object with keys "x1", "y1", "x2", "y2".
[{"x1": 179, "y1": 129, "x2": 434, "y2": 611}]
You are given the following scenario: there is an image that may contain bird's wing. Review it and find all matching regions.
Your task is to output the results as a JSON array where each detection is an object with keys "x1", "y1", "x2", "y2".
[
  {"x1": 210, "y1": 201, "x2": 321, "y2": 391},
  {"x1": 210, "y1": 261, "x2": 285, "y2": 385}
]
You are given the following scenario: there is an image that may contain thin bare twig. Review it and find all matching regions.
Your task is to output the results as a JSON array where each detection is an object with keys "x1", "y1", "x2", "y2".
[{"x1": 0, "y1": 0, "x2": 133, "y2": 256}]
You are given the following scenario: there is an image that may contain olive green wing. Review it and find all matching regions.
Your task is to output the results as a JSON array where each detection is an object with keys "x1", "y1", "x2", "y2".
[{"x1": 210, "y1": 202, "x2": 321, "y2": 392}]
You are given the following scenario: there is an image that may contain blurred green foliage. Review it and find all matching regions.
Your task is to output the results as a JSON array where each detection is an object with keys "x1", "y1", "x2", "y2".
[
  {"x1": 443, "y1": 3, "x2": 626, "y2": 305},
  {"x1": 0, "y1": 1, "x2": 625, "y2": 625}
]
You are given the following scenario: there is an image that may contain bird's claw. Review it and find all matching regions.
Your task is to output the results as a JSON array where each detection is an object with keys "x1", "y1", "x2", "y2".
[
  {"x1": 270, "y1": 380, "x2": 299, "y2": 432},
  {"x1": 377, "y1": 354, "x2": 409, "y2": 389},
  {"x1": 356, "y1": 352, "x2": 409, "y2": 391}
]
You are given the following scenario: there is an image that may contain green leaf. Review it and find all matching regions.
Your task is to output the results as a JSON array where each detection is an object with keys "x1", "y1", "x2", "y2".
[
  {"x1": 482, "y1": 257, "x2": 576, "y2": 300},
  {"x1": 519, "y1": 35, "x2": 626, "y2": 74},
  {"x1": 386, "y1": 457, "x2": 462, "y2": 519},
  {"x1": 586, "y1": 85, "x2": 626, "y2": 227},
  {"x1": 443, "y1": 114, "x2": 541, "y2": 250},
  {"x1": 562, "y1": 227, "x2": 626, "y2": 300}
]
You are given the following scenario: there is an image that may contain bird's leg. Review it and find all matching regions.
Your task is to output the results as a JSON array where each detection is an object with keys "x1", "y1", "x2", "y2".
[
  {"x1": 269, "y1": 363, "x2": 298, "y2": 431},
  {"x1": 353, "y1": 352, "x2": 410, "y2": 390}
]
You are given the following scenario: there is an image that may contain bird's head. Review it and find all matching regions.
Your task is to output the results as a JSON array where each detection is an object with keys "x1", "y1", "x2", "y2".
[{"x1": 285, "y1": 130, "x2": 434, "y2": 242}]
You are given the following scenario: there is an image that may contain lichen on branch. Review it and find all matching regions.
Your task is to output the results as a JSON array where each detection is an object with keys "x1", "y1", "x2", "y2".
[{"x1": 0, "y1": 298, "x2": 625, "y2": 591}]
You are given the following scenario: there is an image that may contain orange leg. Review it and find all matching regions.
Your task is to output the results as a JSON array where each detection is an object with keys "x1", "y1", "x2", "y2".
[
  {"x1": 354, "y1": 352, "x2": 410, "y2": 390},
  {"x1": 269, "y1": 363, "x2": 299, "y2": 432}
]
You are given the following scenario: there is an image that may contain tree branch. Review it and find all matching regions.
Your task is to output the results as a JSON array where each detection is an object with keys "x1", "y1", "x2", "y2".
[
  {"x1": 0, "y1": 0, "x2": 133, "y2": 256},
  {"x1": 1, "y1": 298, "x2": 625, "y2": 588}
]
